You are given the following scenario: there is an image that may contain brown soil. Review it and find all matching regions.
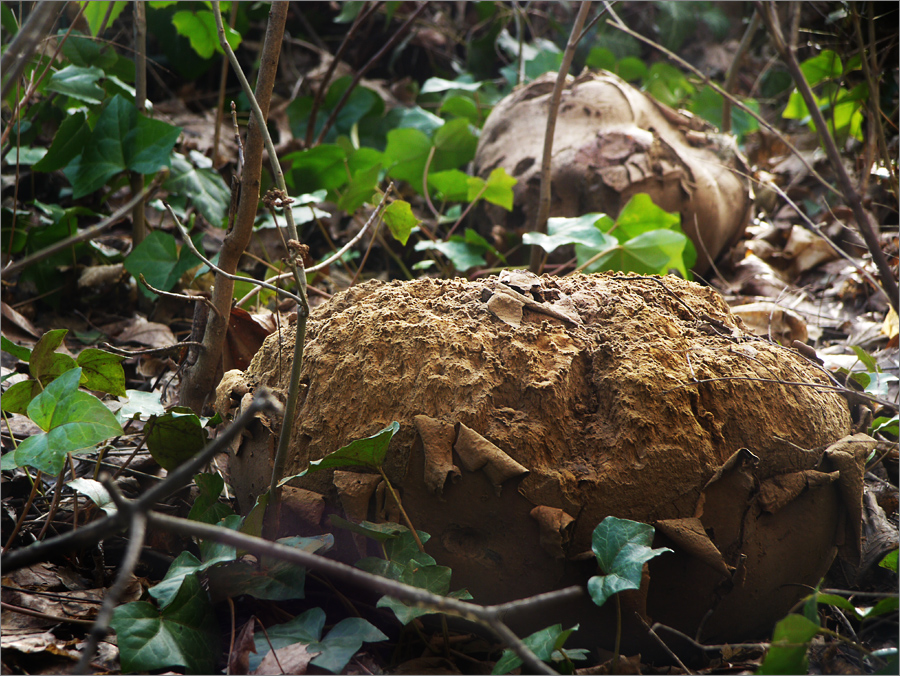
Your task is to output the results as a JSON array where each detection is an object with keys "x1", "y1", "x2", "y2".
[{"x1": 221, "y1": 272, "x2": 865, "y2": 650}]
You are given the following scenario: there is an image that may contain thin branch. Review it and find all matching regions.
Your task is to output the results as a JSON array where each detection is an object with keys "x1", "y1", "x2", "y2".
[
  {"x1": 754, "y1": 1, "x2": 898, "y2": 312},
  {"x1": 0, "y1": 1, "x2": 62, "y2": 108},
  {"x1": 165, "y1": 202, "x2": 303, "y2": 305},
  {"x1": 147, "y1": 510, "x2": 581, "y2": 675},
  {"x1": 305, "y1": 1, "x2": 384, "y2": 146},
  {"x1": 600, "y1": 1, "x2": 841, "y2": 198},
  {"x1": 722, "y1": 11, "x2": 760, "y2": 134},
  {"x1": 73, "y1": 510, "x2": 146, "y2": 674},
  {"x1": 138, "y1": 274, "x2": 224, "y2": 320},
  {"x1": 0, "y1": 390, "x2": 283, "y2": 573},
  {"x1": 316, "y1": 3, "x2": 429, "y2": 145},
  {"x1": 130, "y1": 0, "x2": 148, "y2": 246},
  {"x1": 1, "y1": 170, "x2": 167, "y2": 280},
  {"x1": 529, "y1": 1, "x2": 593, "y2": 273}
]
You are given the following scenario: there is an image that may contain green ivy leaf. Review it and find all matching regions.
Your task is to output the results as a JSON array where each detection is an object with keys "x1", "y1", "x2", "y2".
[
  {"x1": 206, "y1": 534, "x2": 332, "y2": 603},
  {"x1": 432, "y1": 117, "x2": 477, "y2": 172},
  {"x1": 29, "y1": 329, "x2": 77, "y2": 386},
  {"x1": 284, "y1": 145, "x2": 348, "y2": 193},
  {"x1": 81, "y1": 1, "x2": 127, "y2": 36},
  {"x1": 124, "y1": 230, "x2": 203, "y2": 298},
  {"x1": 68, "y1": 477, "x2": 116, "y2": 515},
  {"x1": 337, "y1": 163, "x2": 381, "y2": 214},
  {"x1": 492, "y1": 624, "x2": 584, "y2": 675},
  {"x1": 0, "y1": 380, "x2": 41, "y2": 416},
  {"x1": 250, "y1": 608, "x2": 388, "y2": 674},
  {"x1": 115, "y1": 389, "x2": 166, "y2": 425},
  {"x1": 480, "y1": 167, "x2": 517, "y2": 210},
  {"x1": 421, "y1": 77, "x2": 483, "y2": 94},
  {"x1": 46, "y1": 65, "x2": 105, "y2": 104},
  {"x1": 523, "y1": 213, "x2": 615, "y2": 255},
  {"x1": 1, "y1": 335, "x2": 32, "y2": 362},
  {"x1": 292, "y1": 422, "x2": 399, "y2": 479},
  {"x1": 111, "y1": 573, "x2": 220, "y2": 675},
  {"x1": 164, "y1": 152, "x2": 231, "y2": 226},
  {"x1": 33, "y1": 112, "x2": 91, "y2": 172},
  {"x1": 757, "y1": 614, "x2": 820, "y2": 675},
  {"x1": 383, "y1": 200, "x2": 419, "y2": 246},
  {"x1": 9, "y1": 368, "x2": 124, "y2": 474},
  {"x1": 587, "y1": 517, "x2": 671, "y2": 608},
  {"x1": 76, "y1": 348, "x2": 126, "y2": 396},
  {"x1": 171, "y1": 10, "x2": 241, "y2": 60},
  {"x1": 187, "y1": 473, "x2": 234, "y2": 525},
  {"x1": 613, "y1": 193, "x2": 681, "y2": 239},
  {"x1": 800, "y1": 50, "x2": 842, "y2": 86},
  {"x1": 146, "y1": 408, "x2": 208, "y2": 471},
  {"x1": 64, "y1": 95, "x2": 181, "y2": 199},
  {"x1": 428, "y1": 169, "x2": 471, "y2": 201},
  {"x1": 384, "y1": 127, "x2": 433, "y2": 193}
]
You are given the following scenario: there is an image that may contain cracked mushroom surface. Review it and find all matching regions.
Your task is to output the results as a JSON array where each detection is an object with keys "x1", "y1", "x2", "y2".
[{"x1": 220, "y1": 272, "x2": 863, "y2": 648}]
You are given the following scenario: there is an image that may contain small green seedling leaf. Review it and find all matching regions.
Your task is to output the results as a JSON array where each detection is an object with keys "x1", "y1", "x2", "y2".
[
  {"x1": 9, "y1": 368, "x2": 123, "y2": 474},
  {"x1": 68, "y1": 478, "x2": 116, "y2": 515},
  {"x1": 146, "y1": 408, "x2": 208, "y2": 471},
  {"x1": 383, "y1": 200, "x2": 419, "y2": 246},
  {"x1": 111, "y1": 573, "x2": 220, "y2": 675},
  {"x1": 293, "y1": 421, "x2": 399, "y2": 478},
  {"x1": 880, "y1": 549, "x2": 898, "y2": 573},
  {"x1": 757, "y1": 613, "x2": 819, "y2": 675},
  {"x1": 588, "y1": 517, "x2": 671, "y2": 608}
]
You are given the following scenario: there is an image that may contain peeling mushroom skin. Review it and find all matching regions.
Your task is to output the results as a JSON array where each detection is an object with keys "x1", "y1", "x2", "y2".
[{"x1": 223, "y1": 273, "x2": 863, "y2": 651}]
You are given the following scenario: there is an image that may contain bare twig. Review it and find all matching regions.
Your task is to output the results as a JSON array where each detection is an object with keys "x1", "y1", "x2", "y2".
[
  {"x1": 0, "y1": 1, "x2": 61, "y2": 103},
  {"x1": 165, "y1": 202, "x2": 303, "y2": 305},
  {"x1": 180, "y1": 2, "x2": 288, "y2": 413},
  {"x1": 1, "y1": 171, "x2": 167, "y2": 280},
  {"x1": 0, "y1": 390, "x2": 283, "y2": 573},
  {"x1": 148, "y1": 510, "x2": 581, "y2": 675},
  {"x1": 600, "y1": 1, "x2": 841, "y2": 197},
  {"x1": 100, "y1": 340, "x2": 203, "y2": 358},
  {"x1": 316, "y1": 3, "x2": 428, "y2": 145},
  {"x1": 212, "y1": 2, "x2": 240, "y2": 167},
  {"x1": 305, "y1": 1, "x2": 384, "y2": 146},
  {"x1": 73, "y1": 509, "x2": 146, "y2": 674},
  {"x1": 130, "y1": 0, "x2": 148, "y2": 246},
  {"x1": 138, "y1": 274, "x2": 223, "y2": 320},
  {"x1": 754, "y1": 1, "x2": 898, "y2": 312},
  {"x1": 529, "y1": 1, "x2": 593, "y2": 274},
  {"x1": 722, "y1": 11, "x2": 760, "y2": 134}
]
